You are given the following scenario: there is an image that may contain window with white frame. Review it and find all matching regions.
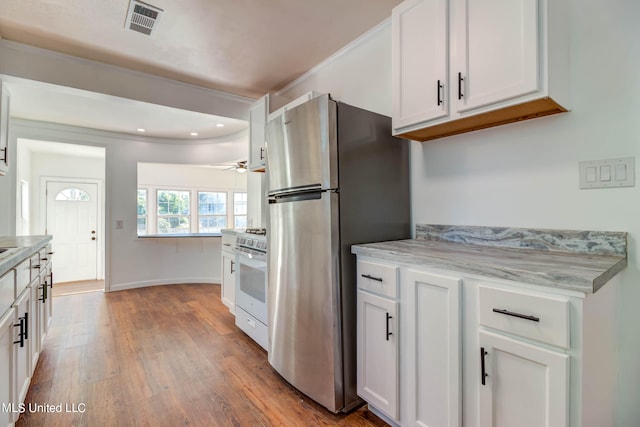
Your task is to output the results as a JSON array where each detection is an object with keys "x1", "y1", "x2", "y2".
[
  {"x1": 157, "y1": 190, "x2": 190, "y2": 234},
  {"x1": 137, "y1": 189, "x2": 148, "y2": 235},
  {"x1": 234, "y1": 192, "x2": 248, "y2": 228},
  {"x1": 137, "y1": 162, "x2": 248, "y2": 236},
  {"x1": 198, "y1": 191, "x2": 227, "y2": 233}
]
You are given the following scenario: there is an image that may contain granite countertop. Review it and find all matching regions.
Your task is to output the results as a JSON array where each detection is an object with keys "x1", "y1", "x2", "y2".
[
  {"x1": 351, "y1": 225, "x2": 628, "y2": 294},
  {"x1": 0, "y1": 235, "x2": 53, "y2": 277}
]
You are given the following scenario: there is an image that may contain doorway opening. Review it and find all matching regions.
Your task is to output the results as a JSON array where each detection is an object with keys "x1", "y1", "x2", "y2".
[{"x1": 16, "y1": 139, "x2": 106, "y2": 294}]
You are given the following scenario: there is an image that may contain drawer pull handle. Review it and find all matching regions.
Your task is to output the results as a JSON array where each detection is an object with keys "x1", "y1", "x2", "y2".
[
  {"x1": 386, "y1": 313, "x2": 393, "y2": 341},
  {"x1": 361, "y1": 274, "x2": 383, "y2": 282},
  {"x1": 23, "y1": 312, "x2": 28, "y2": 340},
  {"x1": 13, "y1": 316, "x2": 25, "y2": 347},
  {"x1": 247, "y1": 318, "x2": 256, "y2": 329},
  {"x1": 480, "y1": 347, "x2": 488, "y2": 385},
  {"x1": 492, "y1": 308, "x2": 540, "y2": 322}
]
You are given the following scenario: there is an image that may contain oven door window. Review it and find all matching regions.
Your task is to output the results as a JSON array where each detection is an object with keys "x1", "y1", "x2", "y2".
[
  {"x1": 238, "y1": 260, "x2": 266, "y2": 302},
  {"x1": 235, "y1": 254, "x2": 268, "y2": 325}
]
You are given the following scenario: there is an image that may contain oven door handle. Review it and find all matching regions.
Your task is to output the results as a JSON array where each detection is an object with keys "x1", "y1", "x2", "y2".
[
  {"x1": 235, "y1": 253, "x2": 267, "y2": 266},
  {"x1": 235, "y1": 249, "x2": 267, "y2": 262}
]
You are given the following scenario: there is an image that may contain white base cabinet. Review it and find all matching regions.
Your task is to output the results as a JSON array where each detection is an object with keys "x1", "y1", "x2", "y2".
[
  {"x1": 356, "y1": 260, "x2": 461, "y2": 426},
  {"x1": 355, "y1": 255, "x2": 617, "y2": 427},
  {"x1": 357, "y1": 290, "x2": 399, "y2": 420},
  {"x1": 401, "y1": 270, "x2": 461, "y2": 427},
  {"x1": 220, "y1": 232, "x2": 236, "y2": 313},
  {"x1": 13, "y1": 287, "x2": 32, "y2": 408},
  {"x1": 479, "y1": 330, "x2": 569, "y2": 427},
  {"x1": 357, "y1": 260, "x2": 400, "y2": 422},
  {"x1": 0, "y1": 240, "x2": 54, "y2": 426},
  {"x1": 0, "y1": 308, "x2": 15, "y2": 425}
]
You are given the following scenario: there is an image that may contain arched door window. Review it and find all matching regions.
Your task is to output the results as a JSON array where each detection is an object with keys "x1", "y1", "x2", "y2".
[{"x1": 55, "y1": 188, "x2": 91, "y2": 201}]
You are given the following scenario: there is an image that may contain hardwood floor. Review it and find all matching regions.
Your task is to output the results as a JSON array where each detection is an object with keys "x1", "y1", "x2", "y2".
[{"x1": 16, "y1": 283, "x2": 389, "y2": 427}]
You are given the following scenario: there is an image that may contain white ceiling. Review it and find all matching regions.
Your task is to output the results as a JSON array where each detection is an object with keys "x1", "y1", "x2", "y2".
[
  {"x1": 4, "y1": 76, "x2": 249, "y2": 140},
  {"x1": 0, "y1": 0, "x2": 400, "y2": 139}
]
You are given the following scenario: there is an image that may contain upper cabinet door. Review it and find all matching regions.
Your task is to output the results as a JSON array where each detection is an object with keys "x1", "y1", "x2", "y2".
[
  {"x1": 392, "y1": 0, "x2": 449, "y2": 130},
  {"x1": 249, "y1": 95, "x2": 268, "y2": 172},
  {"x1": 392, "y1": 0, "x2": 568, "y2": 142},
  {"x1": 0, "y1": 81, "x2": 10, "y2": 176},
  {"x1": 453, "y1": 0, "x2": 539, "y2": 114}
]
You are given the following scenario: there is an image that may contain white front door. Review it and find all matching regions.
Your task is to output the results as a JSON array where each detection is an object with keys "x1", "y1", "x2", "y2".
[{"x1": 46, "y1": 181, "x2": 98, "y2": 283}]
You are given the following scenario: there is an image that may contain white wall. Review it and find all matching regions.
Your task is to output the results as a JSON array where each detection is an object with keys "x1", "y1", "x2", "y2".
[
  {"x1": 138, "y1": 163, "x2": 247, "y2": 189},
  {"x1": 279, "y1": 2, "x2": 640, "y2": 424},
  {"x1": 15, "y1": 144, "x2": 31, "y2": 235},
  {"x1": 29, "y1": 150, "x2": 106, "y2": 233},
  {"x1": 3, "y1": 119, "x2": 248, "y2": 291},
  {"x1": 276, "y1": 20, "x2": 392, "y2": 116}
]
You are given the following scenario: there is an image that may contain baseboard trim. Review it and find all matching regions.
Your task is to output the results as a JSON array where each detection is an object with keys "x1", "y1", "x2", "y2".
[{"x1": 108, "y1": 277, "x2": 221, "y2": 292}]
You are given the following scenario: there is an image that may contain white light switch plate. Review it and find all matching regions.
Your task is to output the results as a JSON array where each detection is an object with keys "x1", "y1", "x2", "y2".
[{"x1": 580, "y1": 157, "x2": 635, "y2": 189}]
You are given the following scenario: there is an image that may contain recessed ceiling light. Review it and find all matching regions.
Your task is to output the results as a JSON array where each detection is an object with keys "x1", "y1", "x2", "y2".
[
  {"x1": 216, "y1": 123, "x2": 224, "y2": 128},
  {"x1": 137, "y1": 128, "x2": 146, "y2": 132},
  {"x1": 190, "y1": 132, "x2": 198, "y2": 136}
]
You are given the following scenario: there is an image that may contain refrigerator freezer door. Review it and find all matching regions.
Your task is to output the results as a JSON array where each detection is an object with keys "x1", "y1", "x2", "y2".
[
  {"x1": 266, "y1": 94, "x2": 338, "y2": 193},
  {"x1": 267, "y1": 191, "x2": 343, "y2": 412}
]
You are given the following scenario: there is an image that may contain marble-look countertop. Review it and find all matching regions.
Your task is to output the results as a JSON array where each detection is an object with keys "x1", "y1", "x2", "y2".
[
  {"x1": 351, "y1": 238, "x2": 627, "y2": 294},
  {"x1": 0, "y1": 235, "x2": 53, "y2": 278}
]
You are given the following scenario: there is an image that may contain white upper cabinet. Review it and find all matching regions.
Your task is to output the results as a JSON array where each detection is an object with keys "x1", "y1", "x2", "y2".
[
  {"x1": 248, "y1": 94, "x2": 269, "y2": 172},
  {"x1": 392, "y1": 0, "x2": 449, "y2": 129},
  {"x1": 455, "y1": 0, "x2": 540, "y2": 114},
  {"x1": 0, "y1": 81, "x2": 10, "y2": 176},
  {"x1": 392, "y1": 0, "x2": 570, "y2": 142}
]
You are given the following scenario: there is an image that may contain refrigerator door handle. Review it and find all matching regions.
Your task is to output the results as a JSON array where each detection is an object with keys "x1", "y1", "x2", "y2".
[
  {"x1": 268, "y1": 184, "x2": 323, "y2": 198},
  {"x1": 269, "y1": 191, "x2": 323, "y2": 204}
]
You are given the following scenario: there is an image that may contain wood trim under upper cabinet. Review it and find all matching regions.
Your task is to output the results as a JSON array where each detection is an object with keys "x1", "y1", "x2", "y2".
[{"x1": 397, "y1": 97, "x2": 567, "y2": 142}]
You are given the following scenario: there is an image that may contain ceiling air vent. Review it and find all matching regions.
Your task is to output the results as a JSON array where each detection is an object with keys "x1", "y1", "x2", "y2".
[{"x1": 125, "y1": 0, "x2": 163, "y2": 36}]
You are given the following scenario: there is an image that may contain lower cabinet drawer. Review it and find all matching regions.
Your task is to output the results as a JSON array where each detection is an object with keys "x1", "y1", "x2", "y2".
[
  {"x1": 235, "y1": 306, "x2": 269, "y2": 351},
  {"x1": 357, "y1": 260, "x2": 399, "y2": 299},
  {"x1": 479, "y1": 285, "x2": 570, "y2": 349},
  {"x1": 16, "y1": 260, "x2": 31, "y2": 297},
  {"x1": 0, "y1": 270, "x2": 14, "y2": 317}
]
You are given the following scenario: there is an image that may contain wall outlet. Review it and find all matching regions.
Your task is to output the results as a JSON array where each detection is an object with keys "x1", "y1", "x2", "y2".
[
  {"x1": 579, "y1": 157, "x2": 635, "y2": 189},
  {"x1": 115, "y1": 220, "x2": 124, "y2": 229}
]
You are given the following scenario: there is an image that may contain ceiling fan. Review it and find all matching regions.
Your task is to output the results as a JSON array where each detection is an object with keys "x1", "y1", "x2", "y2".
[{"x1": 210, "y1": 160, "x2": 248, "y2": 173}]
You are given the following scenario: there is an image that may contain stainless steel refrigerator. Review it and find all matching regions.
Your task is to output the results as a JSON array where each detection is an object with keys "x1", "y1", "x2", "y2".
[{"x1": 266, "y1": 94, "x2": 410, "y2": 413}]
